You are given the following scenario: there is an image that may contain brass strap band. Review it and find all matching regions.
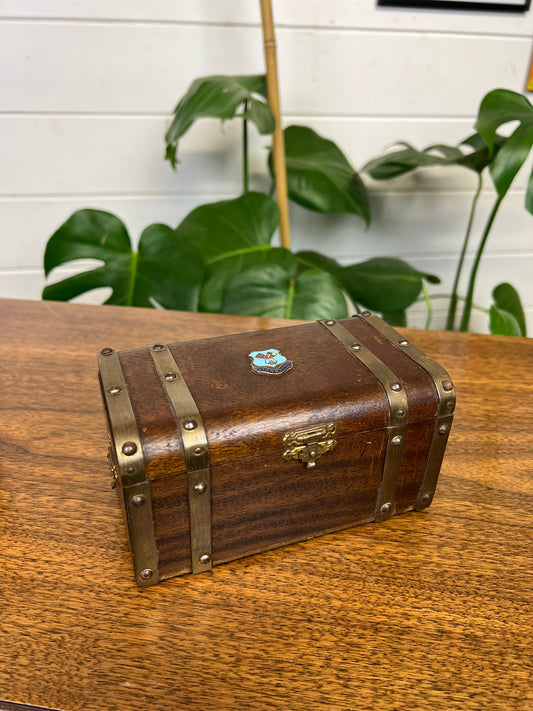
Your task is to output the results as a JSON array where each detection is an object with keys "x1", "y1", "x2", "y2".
[
  {"x1": 97, "y1": 349, "x2": 159, "y2": 587},
  {"x1": 319, "y1": 319, "x2": 408, "y2": 522},
  {"x1": 356, "y1": 312, "x2": 456, "y2": 510},
  {"x1": 148, "y1": 344, "x2": 213, "y2": 574}
]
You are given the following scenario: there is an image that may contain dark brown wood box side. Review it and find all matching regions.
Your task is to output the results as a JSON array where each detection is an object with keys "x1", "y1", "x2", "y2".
[{"x1": 151, "y1": 416, "x2": 438, "y2": 580}]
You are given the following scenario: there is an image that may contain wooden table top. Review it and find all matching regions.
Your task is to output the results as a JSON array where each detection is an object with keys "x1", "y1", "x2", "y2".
[{"x1": 0, "y1": 298, "x2": 531, "y2": 711}]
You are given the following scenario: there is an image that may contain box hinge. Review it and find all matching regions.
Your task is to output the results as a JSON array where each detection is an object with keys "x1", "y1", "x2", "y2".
[{"x1": 148, "y1": 344, "x2": 213, "y2": 574}]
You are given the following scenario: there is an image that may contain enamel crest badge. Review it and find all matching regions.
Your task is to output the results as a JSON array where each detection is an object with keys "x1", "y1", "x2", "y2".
[{"x1": 248, "y1": 349, "x2": 293, "y2": 376}]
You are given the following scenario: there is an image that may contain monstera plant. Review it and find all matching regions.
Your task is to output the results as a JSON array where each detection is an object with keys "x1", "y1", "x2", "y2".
[
  {"x1": 42, "y1": 74, "x2": 437, "y2": 324},
  {"x1": 363, "y1": 88, "x2": 532, "y2": 336},
  {"x1": 42, "y1": 83, "x2": 530, "y2": 334}
]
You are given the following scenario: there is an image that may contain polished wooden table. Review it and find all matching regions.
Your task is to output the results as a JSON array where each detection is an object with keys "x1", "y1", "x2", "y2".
[{"x1": 0, "y1": 299, "x2": 531, "y2": 711}]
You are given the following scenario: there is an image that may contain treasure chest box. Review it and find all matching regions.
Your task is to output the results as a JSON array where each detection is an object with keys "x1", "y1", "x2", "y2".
[{"x1": 97, "y1": 313, "x2": 455, "y2": 587}]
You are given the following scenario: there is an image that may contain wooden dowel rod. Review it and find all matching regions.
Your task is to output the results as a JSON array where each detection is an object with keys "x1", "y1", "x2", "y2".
[{"x1": 259, "y1": 0, "x2": 291, "y2": 250}]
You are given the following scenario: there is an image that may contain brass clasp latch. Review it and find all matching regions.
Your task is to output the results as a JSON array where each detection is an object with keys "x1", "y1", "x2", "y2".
[{"x1": 283, "y1": 423, "x2": 337, "y2": 468}]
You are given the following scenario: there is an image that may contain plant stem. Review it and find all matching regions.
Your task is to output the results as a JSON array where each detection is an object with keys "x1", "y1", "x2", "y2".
[
  {"x1": 445, "y1": 172, "x2": 483, "y2": 331},
  {"x1": 127, "y1": 251, "x2": 138, "y2": 306},
  {"x1": 284, "y1": 278, "x2": 296, "y2": 318},
  {"x1": 242, "y1": 102, "x2": 249, "y2": 194},
  {"x1": 459, "y1": 194, "x2": 504, "y2": 332},
  {"x1": 415, "y1": 293, "x2": 489, "y2": 313},
  {"x1": 422, "y1": 283, "x2": 433, "y2": 330}
]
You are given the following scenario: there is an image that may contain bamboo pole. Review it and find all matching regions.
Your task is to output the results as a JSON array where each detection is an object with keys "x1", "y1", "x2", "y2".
[{"x1": 259, "y1": 0, "x2": 291, "y2": 250}]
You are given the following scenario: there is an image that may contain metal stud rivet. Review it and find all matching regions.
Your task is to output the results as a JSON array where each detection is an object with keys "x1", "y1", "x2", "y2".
[
  {"x1": 438, "y1": 424, "x2": 449, "y2": 435},
  {"x1": 390, "y1": 382, "x2": 402, "y2": 392},
  {"x1": 108, "y1": 386, "x2": 121, "y2": 395},
  {"x1": 139, "y1": 569, "x2": 153, "y2": 581},
  {"x1": 164, "y1": 372, "x2": 177, "y2": 381},
  {"x1": 380, "y1": 502, "x2": 392, "y2": 515},
  {"x1": 351, "y1": 343, "x2": 361, "y2": 351},
  {"x1": 183, "y1": 419, "x2": 197, "y2": 431},
  {"x1": 447, "y1": 401, "x2": 455, "y2": 411},
  {"x1": 126, "y1": 466, "x2": 135, "y2": 474},
  {"x1": 122, "y1": 441, "x2": 137, "y2": 456},
  {"x1": 151, "y1": 344, "x2": 165, "y2": 352},
  {"x1": 442, "y1": 379, "x2": 454, "y2": 392},
  {"x1": 399, "y1": 339, "x2": 409, "y2": 346},
  {"x1": 194, "y1": 482, "x2": 207, "y2": 494},
  {"x1": 130, "y1": 494, "x2": 145, "y2": 507},
  {"x1": 101, "y1": 347, "x2": 113, "y2": 356},
  {"x1": 199, "y1": 554, "x2": 211, "y2": 565},
  {"x1": 361, "y1": 311, "x2": 371, "y2": 317},
  {"x1": 325, "y1": 320, "x2": 335, "y2": 326},
  {"x1": 421, "y1": 493, "x2": 432, "y2": 505},
  {"x1": 391, "y1": 435, "x2": 403, "y2": 446},
  {"x1": 397, "y1": 409, "x2": 405, "y2": 417},
  {"x1": 192, "y1": 446, "x2": 204, "y2": 456}
]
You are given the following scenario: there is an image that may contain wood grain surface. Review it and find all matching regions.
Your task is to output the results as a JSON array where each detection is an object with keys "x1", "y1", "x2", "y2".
[{"x1": 0, "y1": 299, "x2": 531, "y2": 711}]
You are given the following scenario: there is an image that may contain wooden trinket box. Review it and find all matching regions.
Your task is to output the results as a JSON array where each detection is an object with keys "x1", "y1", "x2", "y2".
[{"x1": 98, "y1": 313, "x2": 455, "y2": 587}]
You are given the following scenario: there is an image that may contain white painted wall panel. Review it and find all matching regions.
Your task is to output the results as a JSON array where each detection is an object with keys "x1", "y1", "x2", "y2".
[
  {"x1": 1, "y1": 0, "x2": 531, "y2": 37},
  {"x1": 1, "y1": 23, "x2": 530, "y2": 115},
  {"x1": 4, "y1": 115, "x2": 530, "y2": 198}
]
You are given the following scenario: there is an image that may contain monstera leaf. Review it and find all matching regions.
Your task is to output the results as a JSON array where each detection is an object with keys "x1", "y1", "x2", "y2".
[
  {"x1": 363, "y1": 141, "x2": 457, "y2": 180},
  {"x1": 338, "y1": 258, "x2": 439, "y2": 314},
  {"x1": 489, "y1": 282, "x2": 527, "y2": 336},
  {"x1": 165, "y1": 74, "x2": 275, "y2": 168},
  {"x1": 295, "y1": 250, "x2": 344, "y2": 275},
  {"x1": 295, "y1": 252, "x2": 437, "y2": 322},
  {"x1": 175, "y1": 191, "x2": 278, "y2": 263},
  {"x1": 174, "y1": 191, "x2": 282, "y2": 313},
  {"x1": 201, "y1": 247, "x2": 296, "y2": 314},
  {"x1": 221, "y1": 264, "x2": 349, "y2": 320},
  {"x1": 475, "y1": 89, "x2": 533, "y2": 211},
  {"x1": 455, "y1": 132, "x2": 506, "y2": 174},
  {"x1": 43, "y1": 209, "x2": 204, "y2": 309},
  {"x1": 364, "y1": 131, "x2": 512, "y2": 184},
  {"x1": 273, "y1": 126, "x2": 370, "y2": 224}
]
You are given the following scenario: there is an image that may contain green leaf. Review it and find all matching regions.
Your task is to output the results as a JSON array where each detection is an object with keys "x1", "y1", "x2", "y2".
[
  {"x1": 456, "y1": 133, "x2": 504, "y2": 174},
  {"x1": 44, "y1": 208, "x2": 131, "y2": 277},
  {"x1": 363, "y1": 133, "x2": 509, "y2": 182},
  {"x1": 43, "y1": 209, "x2": 204, "y2": 309},
  {"x1": 363, "y1": 141, "x2": 459, "y2": 180},
  {"x1": 491, "y1": 282, "x2": 527, "y2": 336},
  {"x1": 475, "y1": 89, "x2": 533, "y2": 152},
  {"x1": 174, "y1": 192, "x2": 280, "y2": 313},
  {"x1": 222, "y1": 265, "x2": 349, "y2": 320},
  {"x1": 295, "y1": 250, "x2": 343, "y2": 276},
  {"x1": 276, "y1": 126, "x2": 370, "y2": 224},
  {"x1": 338, "y1": 257, "x2": 439, "y2": 313},
  {"x1": 489, "y1": 305, "x2": 522, "y2": 336},
  {"x1": 381, "y1": 310, "x2": 407, "y2": 327},
  {"x1": 165, "y1": 75, "x2": 275, "y2": 168},
  {"x1": 200, "y1": 247, "x2": 295, "y2": 314},
  {"x1": 475, "y1": 89, "x2": 533, "y2": 206},
  {"x1": 175, "y1": 192, "x2": 279, "y2": 263}
]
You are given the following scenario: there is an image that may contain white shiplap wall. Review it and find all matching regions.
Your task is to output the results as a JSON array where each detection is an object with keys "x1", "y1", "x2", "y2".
[{"x1": 1, "y1": 0, "x2": 532, "y2": 333}]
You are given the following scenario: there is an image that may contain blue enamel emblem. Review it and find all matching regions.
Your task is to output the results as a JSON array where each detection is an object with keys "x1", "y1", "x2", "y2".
[{"x1": 248, "y1": 348, "x2": 293, "y2": 376}]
